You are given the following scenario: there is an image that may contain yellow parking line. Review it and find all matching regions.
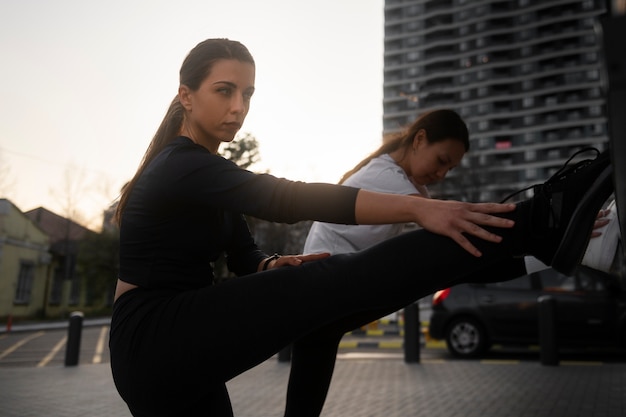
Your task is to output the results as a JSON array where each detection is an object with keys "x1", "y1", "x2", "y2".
[
  {"x1": 0, "y1": 331, "x2": 45, "y2": 360},
  {"x1": 379, "y1": 341, "x2": 403, "y2": 349},
  {"x1": 561, "y1": 361, "x2": 603, "y2": 366},
  {"x1": 425, "y1": 340, "x2": 446, "y2": 349},
  {"x1": 480, "y1": 359, "x2": 520, "y2": 365},
  {"x1": 92, "y1": 326, "x2": 109, "y2": 364},
  {"x1": 37, "y1": 336, "x2": 67, "y2": 367},
  {"x1": 421, "y1": 359, "x2": 446, "y2": 364}
]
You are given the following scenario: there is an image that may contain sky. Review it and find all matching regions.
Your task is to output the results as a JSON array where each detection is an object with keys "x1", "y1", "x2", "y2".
[{"x1": 0, "y1": 0, "x2": 385, "y2": 229}]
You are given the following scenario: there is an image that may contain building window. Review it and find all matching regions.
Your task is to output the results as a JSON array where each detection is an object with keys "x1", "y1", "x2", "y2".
[
  {"x1": 592, "y1": 123, "x2": 605, "y2": 135},
  {"x1": 14, "y1": 261, "x2": 35, "y2": 304},
  {"x1": 521, "y1": 46, "x2": 532, "y2": 57},
  {"x1": 406, "y1": 5, "x2": 421, "y2": 15},
  {"x1": 49, "y1": 266, "x2": 64, "y2": 304},
  {"x1": 69, "y1": 275, "x2": 81, "y2": 306},
  {"x1": 584, "y1": 52, "x2": 598, "y2": 63},
  {"x1": 582, "y1": 0, "x2": 594, "y2": 10},
  {"x1": 407, "y1": 51, "x2": 420, "y2": 62},
  {"x1": 589, "y1": 87, "x2": 601, "y2": 98},
  {"x1": 407, "y1": 66, "x2": 420, "y2": 77},
  {"x1": 478, "y1": 137, "x2": 491, "y2": 149},
  {"x1": 406, "y1": 21, "x2": 420, "y2": 31}
]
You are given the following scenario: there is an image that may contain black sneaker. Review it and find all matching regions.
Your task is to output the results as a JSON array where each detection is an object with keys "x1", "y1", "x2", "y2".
[
  {"x1": 502, "y1": 148, "x2": 613, "y2": 273},
  {"x1": 551, "y1": 165, "x2": 614, "y2": 274}
]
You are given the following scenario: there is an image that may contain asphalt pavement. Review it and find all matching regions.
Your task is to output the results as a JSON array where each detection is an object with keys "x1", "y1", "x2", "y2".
[
  {"x1": 2, "y1": 353, "x2": 626, "y2": 417},
  {"x1": 2, "y1": 315, "x2": 626, "y2": 416}
]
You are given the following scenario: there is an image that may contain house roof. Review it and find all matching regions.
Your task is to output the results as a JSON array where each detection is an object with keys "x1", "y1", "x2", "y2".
[{"x1": 25, "y1": 207, "x2": 92, "y2": 244}]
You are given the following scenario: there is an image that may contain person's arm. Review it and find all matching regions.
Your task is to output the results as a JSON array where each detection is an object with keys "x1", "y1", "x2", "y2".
[{"x1": 354, "y1": 189, "x2": 516, "y2": 257}]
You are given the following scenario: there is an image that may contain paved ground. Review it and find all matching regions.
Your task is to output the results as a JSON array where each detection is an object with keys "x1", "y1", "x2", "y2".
[{"x1": 1, "y1": 353, "x2": 625, "y2": 417}]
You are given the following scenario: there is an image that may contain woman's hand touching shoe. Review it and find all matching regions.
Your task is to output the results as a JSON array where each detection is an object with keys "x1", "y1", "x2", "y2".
[{"x1": 413, "y1": 199, "x2": 516, "y2": 257}]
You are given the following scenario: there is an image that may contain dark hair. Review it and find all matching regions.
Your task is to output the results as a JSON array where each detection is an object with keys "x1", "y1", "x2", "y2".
[
  {"x1": 339, "y1": 109, "x2": 469, "y2": 184},
  {"x1": 115, "y1": 39, "x2": 255, "y2": 223}
]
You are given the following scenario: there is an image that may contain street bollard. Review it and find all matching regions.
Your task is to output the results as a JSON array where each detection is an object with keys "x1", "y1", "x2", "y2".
[
  {"x1": 403, "y1": 302, "x2": 420, "y2": 363},
  {"x1": 65, "y1": 311, "x2": 84, "y2": 367},
  {"x1": 538, "y1": 296, "x2": 559, "y2": 366}
]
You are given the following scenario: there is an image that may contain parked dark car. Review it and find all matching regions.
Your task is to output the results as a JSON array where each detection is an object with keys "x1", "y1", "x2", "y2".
[{"x1": 428, "y1": 266, "x2": 626, "y2": 358}]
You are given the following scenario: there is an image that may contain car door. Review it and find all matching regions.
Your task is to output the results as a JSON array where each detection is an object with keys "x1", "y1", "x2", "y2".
[
  {"x1": 474, "y1": 274, "x2": 543, "y2": 343},
  {"x1": 540, "y1": 267, "x2": 619, "y2": 346}
]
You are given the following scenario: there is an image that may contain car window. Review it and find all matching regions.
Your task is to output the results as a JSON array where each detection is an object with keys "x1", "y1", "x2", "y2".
[{"x1": 485, "y1": 275, "x2": 532, "y2": 290}]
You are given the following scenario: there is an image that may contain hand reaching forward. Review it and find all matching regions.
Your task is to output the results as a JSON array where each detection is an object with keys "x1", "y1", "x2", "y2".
[
  {"x1": 413, "y1": 199, "x2": 516, "y2": 257},
  {"x1": 354, "y1": 190, "x2": 516, "y2": 258}
]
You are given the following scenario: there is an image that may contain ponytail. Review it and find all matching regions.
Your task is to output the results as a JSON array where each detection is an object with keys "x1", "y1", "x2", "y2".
[{"x1": 114, "y1": 96, "x2": 184, "y2": 224}]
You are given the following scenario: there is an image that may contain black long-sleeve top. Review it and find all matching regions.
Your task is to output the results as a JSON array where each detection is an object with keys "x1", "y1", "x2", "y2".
[{"x1": 119, "y1": 136, "x2": 360, "y2": 290}]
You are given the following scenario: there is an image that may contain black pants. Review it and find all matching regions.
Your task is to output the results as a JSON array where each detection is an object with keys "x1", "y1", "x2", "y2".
[
  {"x1": 110, "y1": 218, "x2": 528, "y2": 416},
  {"x1": 283, "y1": 258, "x2": 527, "y2": 417}
]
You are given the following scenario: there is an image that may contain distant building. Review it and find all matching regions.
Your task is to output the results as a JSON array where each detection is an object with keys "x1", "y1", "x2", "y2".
[
  {"x1": 383, "y1": 0, "x2": 610, "y2": 202},
  {"x1": 0, "y1": 199, "x2": 50, "y2": 320},
  {"x1": 25, "y1": 207, "x2": 93, "y2": 314},
  {"x1": 0, "y1": 199, "x2": 114, "y2": 323}
]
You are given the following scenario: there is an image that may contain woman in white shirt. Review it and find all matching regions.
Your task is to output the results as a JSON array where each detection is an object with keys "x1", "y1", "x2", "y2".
[{"x1": 287, "y1": 109, "x2": 475, "y2": 417}]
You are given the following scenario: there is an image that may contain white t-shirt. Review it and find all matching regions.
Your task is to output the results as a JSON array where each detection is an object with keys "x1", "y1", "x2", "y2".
[{"x1": 303, "y1": 154, "x2": 429, "y2": 255}]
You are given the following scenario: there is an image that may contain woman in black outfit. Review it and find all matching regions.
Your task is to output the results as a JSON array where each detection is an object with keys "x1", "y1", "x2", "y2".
[{"x1": 109, "y1": 38, "x2": 613, "y2": 417}]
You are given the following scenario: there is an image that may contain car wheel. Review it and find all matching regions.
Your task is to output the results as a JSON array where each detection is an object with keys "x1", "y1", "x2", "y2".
[{"x1": 445, "y1": 317, "x2": 487, "y2": 358}]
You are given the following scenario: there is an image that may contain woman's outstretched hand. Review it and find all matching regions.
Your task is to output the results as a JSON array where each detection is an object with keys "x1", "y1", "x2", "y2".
[
  {"x1": 354, "y1": 190, "x2": 517, "y2": 257},
  {"x1": 415, "y1": 199, "x2": 516, "y2": 257}
]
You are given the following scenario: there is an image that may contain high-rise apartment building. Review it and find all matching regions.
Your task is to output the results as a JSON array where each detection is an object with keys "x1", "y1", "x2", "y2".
[{"x1": 383, "y1": 0, "x2": 610, "y2": 202}]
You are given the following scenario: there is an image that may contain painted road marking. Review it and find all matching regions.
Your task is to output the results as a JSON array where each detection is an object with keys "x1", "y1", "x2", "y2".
[
  {"x1": 37, "y1": 336, "x2": 67, "y2": 367},
  {"x1": 92, "y1": 326, "x2": 109, "y2": 364},
  {"x1": 0, "y1": 331, "x2": 45, "y2": 360}
]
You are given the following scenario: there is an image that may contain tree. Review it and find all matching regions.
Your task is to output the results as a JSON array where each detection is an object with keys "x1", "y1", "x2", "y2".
[
  {"x1": 213, "y1": 132, "x2": 312, "y2": 280},
  {"x1": 220, "y1": 132, "x2": 261, "y2": 170},
  {"x1": 0, "y1": 151, "x2": 16, "y2": 198},
  {"x1": 49, "y1": 164, "x2": 88, "y2": 225},
  {"x1": 76, "y1": 228, "x2": 119, "y2": 309}
]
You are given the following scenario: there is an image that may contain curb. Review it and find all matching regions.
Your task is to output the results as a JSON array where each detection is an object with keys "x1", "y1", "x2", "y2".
[{"x1": 0, "y1": 317, "x2": 111, "y2": 334}]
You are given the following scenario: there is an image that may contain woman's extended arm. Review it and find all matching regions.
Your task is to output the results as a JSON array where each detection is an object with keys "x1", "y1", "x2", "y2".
[{"x1": 354, "y1": 189, "x2": 516, "y2": 257}]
